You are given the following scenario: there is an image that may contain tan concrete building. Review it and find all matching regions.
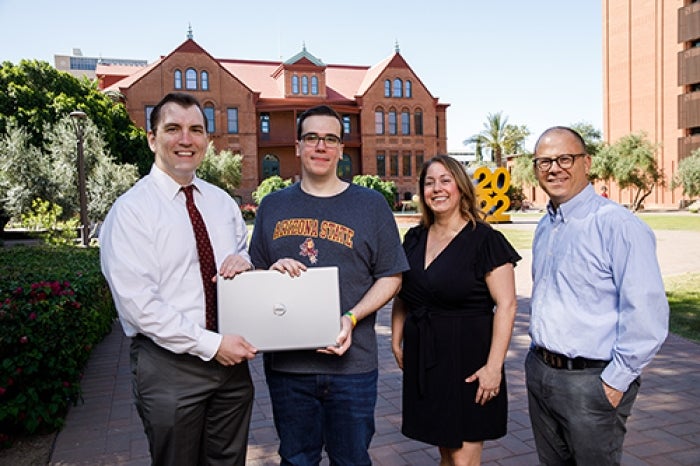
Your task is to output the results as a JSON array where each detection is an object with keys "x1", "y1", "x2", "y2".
[
  {"x1": 99, "y1": 38, "x2": 448, "y2": 204},
  {"x1": 603, "y1": 0, "x2": 698, "y2": 208},
  {"x1": 54, "y1": 48, "x2": 147, "y2": 80}
]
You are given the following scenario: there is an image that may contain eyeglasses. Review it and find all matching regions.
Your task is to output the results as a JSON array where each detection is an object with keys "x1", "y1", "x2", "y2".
[
  {"x1": 300, "y1": 133, "x2": 342, "y2": 147},
  {"x1": 532, "y1": 153, "x2": 586, "y2": 172}
]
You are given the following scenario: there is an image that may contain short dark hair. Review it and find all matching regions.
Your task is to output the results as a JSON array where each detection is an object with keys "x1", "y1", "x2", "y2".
[
  {"x1": 150, "y1": 92, "x2": 207, "y2": 135},
  {"x1": 296, "y1": 105, "x2": 344, "y2": 140},
  {"x1": 533, "y1": 126, "x2": 586, "y2": 155}
]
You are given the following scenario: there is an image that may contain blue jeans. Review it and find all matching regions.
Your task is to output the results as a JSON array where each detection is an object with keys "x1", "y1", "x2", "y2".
[
  {"x1": 264, "y1": 366, "x2": 378, "y2": 466},
  {"x1": 525, "y1": 350, "x2": 639, "y2": 466}
]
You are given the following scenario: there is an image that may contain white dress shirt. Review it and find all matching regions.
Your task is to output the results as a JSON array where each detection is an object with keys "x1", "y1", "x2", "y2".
[{"x1": 100, "y1": 164, "x2": 250, "y2": 361}]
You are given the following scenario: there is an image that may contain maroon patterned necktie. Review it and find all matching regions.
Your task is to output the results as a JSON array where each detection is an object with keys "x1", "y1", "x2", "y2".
[{"x1": 182, "y1": 185, "x2": 218, "y2": 331}]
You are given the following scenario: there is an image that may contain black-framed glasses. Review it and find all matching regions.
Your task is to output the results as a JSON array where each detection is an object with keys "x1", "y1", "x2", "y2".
[
  {"x1": 300, "y1": 132, "x2": 342, "y2": 147},
  {"x1": 533, "y1": 153, "x2": 586, "y2": 171}
]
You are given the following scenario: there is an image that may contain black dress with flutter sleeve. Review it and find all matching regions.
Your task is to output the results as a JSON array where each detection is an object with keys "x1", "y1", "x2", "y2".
[{"x1": 398, "y1": 222, "x2": 521, "y2": 448}]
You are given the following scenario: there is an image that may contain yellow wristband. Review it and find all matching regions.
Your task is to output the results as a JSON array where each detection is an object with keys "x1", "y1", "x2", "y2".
[{"x1": 344, "y1": 311, "x2": 357, "y2": 328}]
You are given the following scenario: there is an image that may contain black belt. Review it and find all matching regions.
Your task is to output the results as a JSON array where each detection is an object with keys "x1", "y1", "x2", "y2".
[{"x1": 534, "y1": 346, "x2": 609, "y2": 370}]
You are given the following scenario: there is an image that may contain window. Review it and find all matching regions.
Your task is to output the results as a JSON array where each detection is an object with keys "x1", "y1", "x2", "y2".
[
  {"x1": 390, "y1": 151, "x2": 399, "y2": 177},
  {"x1": 200, "y1": 71, "x2": 209, "y2": 91},
  {"x1": 227, "y1": 108, "x2": 239, "y2": 134},
  {"x1": 302, "y1": 75, "x2": 309, "y2": 95},
  {"x1": 185, "y1": 68, "x2": 197, "y2": 90},
  {"x1": 403, "y1": 151, "x2": 412, "y2": 177},
  {"x1": 174, "y1": 70, "x2": 182, "y2": 89},
  {"x1": 388, "y1": 110, "x2": 397, "y2": 135},
  {"x1": 375, "y1": 110, "x2": 385, "y2": 134},
  {"x1": 414, "y1": 110, "x2": 423, "y2": 135},
  {"x1": 405, "y1": 80, "x2": 412, "y2": 98},
  {"x1": 342, "y1": 115, "x2": 351, "y2": 137},
  {"x1": 260, "y1": 113, "x2": 270, "y2": 133},
  {"x1": 145, "y1": 106, "x2": 154, "y2": 132},
  {"x1": 262, "y1": 154, "x2": 280, "y2": 179},
  {"x1": 337, "y1": 154, "x2": 352, "y2": 180},
  {"x1": 401, "y1": 110, "x2": 410, "y2": 135},
  {"x1": 376, "y1": 152, "x2": 386, "y2": 177},
  {"x1": 204, "y1": 105, "x2": 215, "y2": 133},
  {"x1": 384, "y1": 80, "x2": 391, "y2": 97},
  {"x1": 292, "y1": 75, "x2": 299, "y2": 94},
  {"x1": 415, "y1": 151, "x2": 424, "y2": 172},
  {"x1": 393, "y1": 78, "x2": 402, "y2": 97},
  {"x1": 311, "y1": 76, "x2": 319, "y2": 95}
]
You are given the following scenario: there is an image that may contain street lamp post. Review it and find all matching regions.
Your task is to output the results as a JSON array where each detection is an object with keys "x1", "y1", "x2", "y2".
[{"x1": 69, "y1": 111, "x2": 89, "y2": 247}]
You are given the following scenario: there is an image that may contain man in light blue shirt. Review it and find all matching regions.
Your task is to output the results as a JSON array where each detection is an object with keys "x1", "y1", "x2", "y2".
[{"x1": 526, "y1": 126, "x2": 668, "y2": 465}]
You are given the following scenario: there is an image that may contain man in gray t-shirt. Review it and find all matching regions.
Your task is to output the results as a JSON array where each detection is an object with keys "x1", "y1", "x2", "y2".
[{"x1": 249, "y1": 105, "x2": 408, "y2": 465}]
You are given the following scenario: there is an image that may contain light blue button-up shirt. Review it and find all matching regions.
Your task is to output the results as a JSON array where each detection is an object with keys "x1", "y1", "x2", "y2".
[{"x1": 530, "y1": 184, "x2": 669, "y2": 391}]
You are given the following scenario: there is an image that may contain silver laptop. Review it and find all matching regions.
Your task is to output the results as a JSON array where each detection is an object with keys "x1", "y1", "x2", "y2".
[{"x1": 217, "y1": 266, "x2": 341, "y2": 351}]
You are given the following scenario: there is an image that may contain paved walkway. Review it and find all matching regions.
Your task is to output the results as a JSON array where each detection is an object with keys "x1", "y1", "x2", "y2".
[{"x1": 49, "y1": 221, "x2": 700, "y2": 465}]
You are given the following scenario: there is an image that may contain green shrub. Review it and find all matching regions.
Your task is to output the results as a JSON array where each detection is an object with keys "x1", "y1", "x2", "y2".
[
  {"x1": 20, "y1": 198, "x2": 79, "y2": 246},
  {"x1": 240, "y1": 203, "x2": 257, "y2": 221},
  {"x1": 252, "y1": 176, "x2": 293, "y2": 204},
  {"x1": 352, "y1": 175, "x2": 397, "y2": 210},
  {"x1": 0, "y1": 245, "x2": 115, "y2": 444}
]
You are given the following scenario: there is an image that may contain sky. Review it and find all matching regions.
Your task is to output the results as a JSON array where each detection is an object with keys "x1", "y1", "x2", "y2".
[{"x1": 0, "y1": 0, "x2": 602, "y2": 152}]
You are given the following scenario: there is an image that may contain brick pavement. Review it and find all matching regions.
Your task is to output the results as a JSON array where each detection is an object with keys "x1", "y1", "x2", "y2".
[{"x1": 49, "y1": 223, "x2": 700, "y2": 465}]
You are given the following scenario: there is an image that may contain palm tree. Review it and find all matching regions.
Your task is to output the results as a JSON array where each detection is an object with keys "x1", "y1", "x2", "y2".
[{"x1": 464, "y1": 112, "x2": 518, "y2": 167}]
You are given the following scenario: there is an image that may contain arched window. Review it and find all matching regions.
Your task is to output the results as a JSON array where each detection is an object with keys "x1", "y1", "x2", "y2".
[
  {"x1": 388, "y1": 109, "x2": 398, "y2": 135},
  {"x1": 185, "y1": 68, "x2": 197, "y2": 90},
  {"x1": 292, "y1": 75, "x2": 299, "y2": 94},
  {"x1": 262, "y1": 154, "x2": 280, "y2": 179},
  {"x1": 203, "y1": 105, "x2": 215, "y2": 133},
  {"x1": 337, "y1": 153, "x2": 352, "y2": 180},
  {"x1": 393, "y1": 78, "x2": 402, "y2": 97},
  {"x1": 174, "y1": 70, "x2": 182, "y2": 89},
  {"x1": 200, "y1": 71, "x2": 209, "y2": 91},
  {"x1": 301, "y1": 76, "x2": 309, "y2": 95},
  {"x1": 384, "y1": 80, "x2": 391, "y2": 97},
  {"x1": 311, "y1": 76, "x2": 319, "y2": 95},
  {"x1": 414, "y1": 109, "x2": 424, "y2": 135},
  {"x1": 401, "y1": 109, "x2": 410, "y2": 135},
  {"x1": 405, "y1": 80, "x2": 412, "y2": 98},
  {"x1": 375, "y1": 109, "x2": 385, "y2": 134}
]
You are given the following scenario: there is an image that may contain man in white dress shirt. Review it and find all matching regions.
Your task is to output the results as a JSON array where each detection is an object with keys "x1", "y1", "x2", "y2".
[{"x1": 100, "y1": 92, "x2": 256, "y2": 465}]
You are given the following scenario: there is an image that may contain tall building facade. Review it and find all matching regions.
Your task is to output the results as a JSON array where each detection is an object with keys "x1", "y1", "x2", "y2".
[
  {"x1": 603, "y1": 0, "x2": 696, "y2": 208},
  {"x1": 98, "y1": 39, "x2": 448, "y2": 203}
]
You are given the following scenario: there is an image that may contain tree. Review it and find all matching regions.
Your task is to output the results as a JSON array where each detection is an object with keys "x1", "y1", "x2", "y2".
[
  {"x1": 509, "y1": 154, "x2": 538, "y2": 188},
  {"x1": 672, "y1": 150, "x2": 700, "y2": 199},
  {"x1": 0, "y1": 60, "x2": 151, "y2": 176},
  {"x1": 569, "y1": 121, "x2": 603, "y2": 156},
  {"x1": 352, "y1": 174, "x2": 397, "y2": 209},
  {"x1": 197, "y1": 143, "x2": 243, "y2": 196},
  {"x1": 590, "y1": 132, "x2": 664, "y2": 211},
  {"x1": 464, "y1": 112, "x2": 529, "y2": 166},
  {"x1": 252, "y1": 176, "x2": 293, "y2": 204},
  {"x1": 0, "y1": 116, "x2": 138, "y2": 231},
  {"x1": 0, "y1": 123, "x2": 49, "y2": 231}
]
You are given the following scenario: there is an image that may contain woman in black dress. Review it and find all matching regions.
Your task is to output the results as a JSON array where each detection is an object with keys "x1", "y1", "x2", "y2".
[{"x1": 391, "y1": 155, "x2": 520, "y2": 465}]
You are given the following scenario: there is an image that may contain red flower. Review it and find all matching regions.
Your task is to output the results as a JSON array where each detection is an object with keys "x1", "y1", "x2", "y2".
[
  {"x1": 62, "y1": 381, "x2": 71, "y2": 388},
  {"x1": 0, "y1": 387, "x2": 6, "y2": 396},
  {"x1": 28, "y1": 312, "x2": 37, "y2": 321},
  {"x1": 19, "y1": 336, "x2": 28, "y2": 344}
]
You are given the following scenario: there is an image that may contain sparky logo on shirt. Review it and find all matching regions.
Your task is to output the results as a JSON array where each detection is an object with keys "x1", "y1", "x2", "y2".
[
  {"x1": 299, "y1": 238, "x2": 318, "y2": 263},
  {"x1": 272, "y1": 218, "x2": 355, "y2": 264}
]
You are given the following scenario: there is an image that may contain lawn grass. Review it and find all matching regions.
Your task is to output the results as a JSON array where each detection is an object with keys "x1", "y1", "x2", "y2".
[
  {"x1": 637, "y1": 213, "x2": 700, "y2": 231},
  {"x1": 664, "y1": 273, "x2": 700, "y2": 343}
]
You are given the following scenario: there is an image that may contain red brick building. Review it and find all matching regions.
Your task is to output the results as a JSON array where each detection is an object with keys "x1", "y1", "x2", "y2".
[
  {"x1": 602, "y1": 0, "x2": 696, "y2": 208},
  {"x1": 99, "y1": 38, "x2": 449, "y2": 203}
]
